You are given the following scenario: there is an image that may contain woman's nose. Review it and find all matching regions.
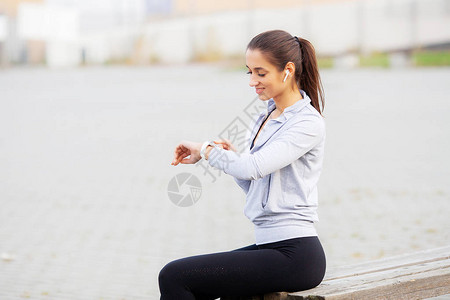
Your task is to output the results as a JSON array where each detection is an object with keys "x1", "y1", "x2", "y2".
[{"x1": 249, "y1": 77, "x2": 258, "y2": 87}]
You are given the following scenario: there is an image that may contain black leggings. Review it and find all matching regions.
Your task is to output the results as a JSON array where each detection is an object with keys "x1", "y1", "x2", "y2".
[{"x1": 158, "y1": 236, "x2": 326, "y2": 300}]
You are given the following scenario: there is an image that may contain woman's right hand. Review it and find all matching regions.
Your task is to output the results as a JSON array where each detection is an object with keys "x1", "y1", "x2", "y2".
[
  {"x1": 213, "y1": 139, "x2": 237, "y2": 152},
  {"x1": 171, "y1": 140, "x2": 203, "y2": 166}
]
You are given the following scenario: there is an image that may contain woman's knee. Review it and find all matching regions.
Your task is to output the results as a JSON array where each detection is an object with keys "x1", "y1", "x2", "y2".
[
  {"x1": 159, "y1": 259, "x2": 201, "y2": 300},
  {"x1": 158, "y1": 260, "x2": 180, "y2": 290}
]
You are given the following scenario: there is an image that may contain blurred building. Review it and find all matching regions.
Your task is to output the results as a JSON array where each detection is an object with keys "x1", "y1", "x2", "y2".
[
  {"x1": 139, "y1": 0, "x2": 450, "y2": 64},
  {"x1": 0, "y1": 0, "x2": 449, "y2": 67},
  {"x1": 0, "y1": 0, "x2": 45, "y2": 65},
  {"x1": 172, "y1": 0, "x2": 345, "y2": 15}
]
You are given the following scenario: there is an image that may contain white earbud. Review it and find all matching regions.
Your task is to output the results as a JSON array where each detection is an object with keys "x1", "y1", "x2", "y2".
[{"x1": 283, "y1": 70, "x2": 290, "y2": 82}]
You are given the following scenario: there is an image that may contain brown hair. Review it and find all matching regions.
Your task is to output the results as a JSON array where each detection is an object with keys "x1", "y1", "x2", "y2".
[{"x1": 247, "y1": 30, "x2": 325, "y2": 116}]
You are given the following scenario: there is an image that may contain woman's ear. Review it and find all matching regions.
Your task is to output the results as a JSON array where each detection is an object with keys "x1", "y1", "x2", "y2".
[{"x1": 283, "y1": 62, "x2": 296, "y2": 83}]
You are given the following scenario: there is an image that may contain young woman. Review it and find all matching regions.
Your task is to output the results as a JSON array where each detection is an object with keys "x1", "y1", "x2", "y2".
[{"x1": 160, "y1": 29, "x2": 326, "y2": 299}]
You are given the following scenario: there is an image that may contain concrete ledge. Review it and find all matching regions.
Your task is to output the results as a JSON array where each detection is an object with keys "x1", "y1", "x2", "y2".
[{"x1": 222, "y1": 246, "x2": 450, "y2": 300}]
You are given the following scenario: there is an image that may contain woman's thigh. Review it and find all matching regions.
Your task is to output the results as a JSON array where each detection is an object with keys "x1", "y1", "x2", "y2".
[
  {"x1": 161, "y1": 247, "x2": 294, "y2": 298},
  {"x1": 160, "y1": 237, "x2": 325, "y2": 298}
]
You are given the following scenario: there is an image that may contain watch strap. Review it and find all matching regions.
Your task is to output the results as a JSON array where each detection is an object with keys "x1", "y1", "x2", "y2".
[{"x1": 200, "y1": 141, "x2": 217, "y2": 160}]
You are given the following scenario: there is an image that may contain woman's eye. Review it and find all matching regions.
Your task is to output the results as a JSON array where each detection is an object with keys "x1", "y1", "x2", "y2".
[{"x1": 246, "y1": 71, "x2": 265, "y2": 77}]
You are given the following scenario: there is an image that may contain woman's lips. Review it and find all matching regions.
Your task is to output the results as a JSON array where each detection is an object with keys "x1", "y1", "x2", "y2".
[{"x1": 256, "y1": 88, "x2": 264, "y2": 94}]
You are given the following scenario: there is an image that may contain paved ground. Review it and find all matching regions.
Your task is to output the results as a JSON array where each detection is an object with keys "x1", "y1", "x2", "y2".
[{"x1": 1, "y1": 65, "x2": 449, "y2": 299}]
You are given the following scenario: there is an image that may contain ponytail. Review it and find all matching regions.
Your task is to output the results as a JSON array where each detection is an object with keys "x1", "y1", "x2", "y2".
[
  {"x1": 247, "y1": 30, "x2": 325, "y2": 116},
  {"x1": 297, "y1": 37, "x2": 325, "y2": 116}
]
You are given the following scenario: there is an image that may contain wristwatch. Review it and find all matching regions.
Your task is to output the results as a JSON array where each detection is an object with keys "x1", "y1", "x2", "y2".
[{"x1": 200, "y1": 141, "x2": 217, "y2": 160}]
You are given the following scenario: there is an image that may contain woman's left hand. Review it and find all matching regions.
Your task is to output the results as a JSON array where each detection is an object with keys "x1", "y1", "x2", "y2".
[
  {"x1": 213, "y1": 139, "x2": 236, "y2": 152},
  {"x1": 171, "y1": 141, "x2": 203, "y2": 166}
]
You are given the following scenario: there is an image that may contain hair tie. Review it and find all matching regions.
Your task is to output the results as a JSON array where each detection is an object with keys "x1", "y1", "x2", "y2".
[{"x1": 294, "y1": 36, "x2": 304, "y2": 61}]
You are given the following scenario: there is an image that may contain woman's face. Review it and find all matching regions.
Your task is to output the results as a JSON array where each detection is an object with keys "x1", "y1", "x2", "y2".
[{"x1": 246, "y1": 49, "x2": 286, "y2": 101}]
